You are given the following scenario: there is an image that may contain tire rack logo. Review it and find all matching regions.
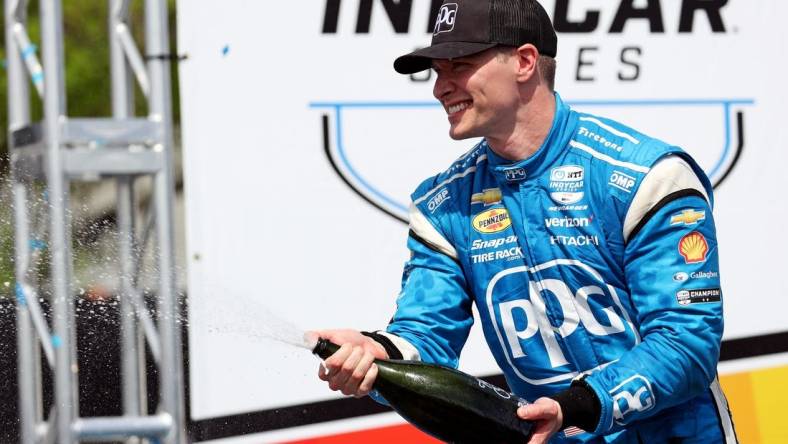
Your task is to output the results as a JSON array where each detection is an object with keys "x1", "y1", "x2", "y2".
[
  {"x1": 486, "y1": 260, "x2": 639, "y2": 386},
  {"x1": 310, "y1": 100, "x2": 751, "y2": 225}
]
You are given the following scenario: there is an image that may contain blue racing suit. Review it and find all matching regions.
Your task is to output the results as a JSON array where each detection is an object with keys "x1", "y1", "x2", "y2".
[{"x1": 380, "y1": 93, "x2": 737, "y2": 443}]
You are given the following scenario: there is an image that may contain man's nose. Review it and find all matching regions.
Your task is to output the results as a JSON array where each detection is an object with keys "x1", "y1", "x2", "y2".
[{"x1": 433, "y1": 74, "x2": 453, "y2": 101}]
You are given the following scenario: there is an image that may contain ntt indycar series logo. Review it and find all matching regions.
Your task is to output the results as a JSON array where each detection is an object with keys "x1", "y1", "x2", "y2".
[{"x1": 549, "y1": 165, "x2": 585, "y2": 205}]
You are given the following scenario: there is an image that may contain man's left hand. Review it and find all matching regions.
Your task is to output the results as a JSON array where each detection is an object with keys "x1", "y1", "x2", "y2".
[{"x1": 517, "y1": 397, "x2": 563, "y2": 444}]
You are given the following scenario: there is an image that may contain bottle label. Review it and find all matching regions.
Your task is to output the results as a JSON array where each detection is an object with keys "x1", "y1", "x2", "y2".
[{"x1": 477, "y1": 379, "x2": 513, "y2": 400}]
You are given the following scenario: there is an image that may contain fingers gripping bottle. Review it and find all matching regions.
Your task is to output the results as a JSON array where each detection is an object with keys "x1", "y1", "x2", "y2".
[{"x1": 313, "y1": 338, "x2": 533, "y2": 443}]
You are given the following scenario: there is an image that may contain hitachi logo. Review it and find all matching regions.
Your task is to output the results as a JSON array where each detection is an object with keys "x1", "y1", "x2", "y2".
[{"x1": 322, "y1": 0, "x2": 727, "y2": 34}]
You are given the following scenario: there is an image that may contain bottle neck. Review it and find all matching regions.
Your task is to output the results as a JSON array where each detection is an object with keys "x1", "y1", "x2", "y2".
[{"x1": 312, "y1": 338, "x2": 340, "y2": 361}]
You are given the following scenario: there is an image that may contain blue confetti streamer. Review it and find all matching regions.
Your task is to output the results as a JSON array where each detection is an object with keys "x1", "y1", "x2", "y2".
[
  {"x1": 29, "y1": 239, "x2": 47, "y2": 250},
  {"x1": 15, "y1": 283, "x2": 27, "y2": 306},
  {"x1": 21, "y1": 44, "x2": 38, "y2": 59}
]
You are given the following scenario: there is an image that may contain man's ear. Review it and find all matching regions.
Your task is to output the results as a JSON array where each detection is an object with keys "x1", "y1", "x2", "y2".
[{"x1": 515, "y1": 44, "x2": 540, "y2": 83}]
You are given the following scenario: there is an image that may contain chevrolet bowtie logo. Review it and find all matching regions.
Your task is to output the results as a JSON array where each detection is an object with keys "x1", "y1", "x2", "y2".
[
  {"x1": 670, "y1": 209, "x2": 706, "y2": 226},
  {"x1": 471, "y1": 188, "x2": 502, "y2": 206}
]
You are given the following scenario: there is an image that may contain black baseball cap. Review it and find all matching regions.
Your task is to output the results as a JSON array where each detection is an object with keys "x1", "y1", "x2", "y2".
[{"x1": 394, "y1": 0, "x2": 557, "y2": 74}]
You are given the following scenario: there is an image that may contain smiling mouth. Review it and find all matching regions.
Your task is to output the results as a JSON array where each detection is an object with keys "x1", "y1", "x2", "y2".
[{"x1": 447, "y1": 101, "x2": 472, "y2": 115}]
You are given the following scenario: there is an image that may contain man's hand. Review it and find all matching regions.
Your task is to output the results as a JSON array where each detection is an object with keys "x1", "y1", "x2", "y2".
[
  {"x1": 310, "y1": 329, "x2": 389, "y2": 398},
  {"x1": 517, "y1": 397, "x2": 563, "y2": 444}
]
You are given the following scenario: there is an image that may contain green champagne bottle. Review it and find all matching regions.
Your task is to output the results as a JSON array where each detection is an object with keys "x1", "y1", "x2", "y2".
[{"x1": 313, "y1": 338, "x2": 533, "y2": 443}]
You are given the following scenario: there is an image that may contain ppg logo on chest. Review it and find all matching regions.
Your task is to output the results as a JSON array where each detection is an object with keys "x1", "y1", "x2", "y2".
[{"x1": 434, "y1": 3, "x2": 458, "y2": 34}]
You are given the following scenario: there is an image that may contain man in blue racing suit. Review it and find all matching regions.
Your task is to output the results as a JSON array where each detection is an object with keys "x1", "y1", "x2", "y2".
[{"x1": 314, "y1": 0, "x2": 737, "y2": 442}]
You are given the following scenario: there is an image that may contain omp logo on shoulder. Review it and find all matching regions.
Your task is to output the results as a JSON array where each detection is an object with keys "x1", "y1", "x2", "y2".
[
  {"x1": 433, "y1": 3, "x2": 457, "y2": 34},
  {"x1": 610, "y1": 375, "x2": 655, "y2": 425},
  {"x1": 427, "y1": 188, "x2": 450, "y2": 213},
  {"x1": 472, "y1": 208, "x2": 511, "y2": 234},
  {"x1": 608, "y1": 171, "x2": 636, "y2": 193}
]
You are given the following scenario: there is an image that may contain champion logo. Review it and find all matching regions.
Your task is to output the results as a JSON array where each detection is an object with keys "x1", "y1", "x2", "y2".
[{"x1": 433, "y1": 3, "x2": 457, "y2": 34}]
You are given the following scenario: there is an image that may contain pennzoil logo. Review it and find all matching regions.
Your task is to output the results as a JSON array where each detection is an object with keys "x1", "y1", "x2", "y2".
[
  {"x1": 670, "y1": 209, "x2": 706, "y2": 226},
  {"x1": 472, "y1": 208, "x2": 511, "y2": 234},
  {"x1": 471, "y1": 188, "x2": 502, "y2": 206},
  {"x1": 678, "y1": 232, "x2": 708, "y2": 264}
]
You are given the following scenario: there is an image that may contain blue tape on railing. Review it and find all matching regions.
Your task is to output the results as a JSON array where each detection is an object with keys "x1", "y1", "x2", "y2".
[
  {"x1": 29, "y1": 239, "x2": 46, "y2": 250},
  {"x1": 15, "y1": 283, "x2": 27, "y2": 306},
  {"x1": 51, "y1": 335, "x2": 62, "y2": 349},
  {"x1": 31, "y1": 71, "x2": 44, "y2": 83},
  {"x1": 21, "y1": 44, "x2": 38, "y2": 59}
]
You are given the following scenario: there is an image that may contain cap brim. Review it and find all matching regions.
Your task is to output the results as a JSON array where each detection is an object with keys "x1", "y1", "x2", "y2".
[{"x1": 393, "y1": 41, "x2": 498, "y2": 74}]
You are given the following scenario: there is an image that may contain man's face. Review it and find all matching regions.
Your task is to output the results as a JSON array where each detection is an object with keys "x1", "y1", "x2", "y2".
[{"x1": 431, "y1": 48, "x2": 520, "y2": 141}]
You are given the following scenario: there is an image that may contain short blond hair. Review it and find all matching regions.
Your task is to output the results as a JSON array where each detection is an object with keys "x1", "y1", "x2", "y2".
[
  {"x1": 495, "y1": 48, "x2": 556, "y2": 91},
  {"x1": 538, "y1": 55, "x2": 556, "y2": 91}
]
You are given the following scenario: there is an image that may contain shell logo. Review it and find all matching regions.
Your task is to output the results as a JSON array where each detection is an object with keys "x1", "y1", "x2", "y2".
[
  {"x1": 472, "y1": 208, "x2": 511, "y2": 234},
  {"x1": 679, "y1": 232, "x2": 708, "y2": 264}
]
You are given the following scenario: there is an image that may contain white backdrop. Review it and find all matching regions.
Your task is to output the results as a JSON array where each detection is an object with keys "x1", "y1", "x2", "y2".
[{"x1": 177, "y1": 0, "x2": 788, "y2": 440}]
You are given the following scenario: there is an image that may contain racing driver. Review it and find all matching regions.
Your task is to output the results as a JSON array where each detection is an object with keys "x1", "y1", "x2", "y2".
[{"x1": 313, "y1": 0, "x2": 737, "y2": 442}]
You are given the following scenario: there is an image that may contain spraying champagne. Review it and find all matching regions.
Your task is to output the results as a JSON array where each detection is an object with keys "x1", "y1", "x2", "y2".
[{"x1": 312, "y1": 338, "x2": 533, "y2": 443}]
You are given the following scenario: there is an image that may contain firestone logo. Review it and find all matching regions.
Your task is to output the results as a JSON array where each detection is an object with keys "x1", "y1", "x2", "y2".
[{"x1": 433, "y1": 3, "x2": 457, "y2": 34}]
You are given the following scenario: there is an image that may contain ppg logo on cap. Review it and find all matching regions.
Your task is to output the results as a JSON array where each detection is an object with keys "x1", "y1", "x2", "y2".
[{"x1": 434, "y1": 3, "x2": 458, "y2": 34}]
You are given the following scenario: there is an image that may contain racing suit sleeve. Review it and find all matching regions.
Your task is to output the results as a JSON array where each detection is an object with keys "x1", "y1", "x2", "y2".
[
  {"x1": 580, "y1": 156, "x2": 724, "y2": 434},
  {"x1": 382, "y1": 203, "x2": 475, "y2": 369}
]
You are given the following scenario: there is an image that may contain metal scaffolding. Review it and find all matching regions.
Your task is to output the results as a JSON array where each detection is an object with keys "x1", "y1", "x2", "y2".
[{"x1": 5, "y1": 0, "x2": 185, "y2": 442}]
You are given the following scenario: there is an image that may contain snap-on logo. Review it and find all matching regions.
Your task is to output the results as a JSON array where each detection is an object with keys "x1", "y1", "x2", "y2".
[{"x1": 433, "y1": 3, "x2": 457, "y2": 34}]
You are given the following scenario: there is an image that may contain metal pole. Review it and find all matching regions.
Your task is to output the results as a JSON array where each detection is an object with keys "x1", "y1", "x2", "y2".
[
  {"x1": 6, "y1": 0, "x2": 41, "y2": 442},
  {"x1": 145, "y1": 0, "x2": 185, "y2": 442},
  {"x1": 110, "y1": 3, "x2": 146, "y2": 443},
  {"x1": 39, "y1": 0, "x2": 76, "y2": 442}
]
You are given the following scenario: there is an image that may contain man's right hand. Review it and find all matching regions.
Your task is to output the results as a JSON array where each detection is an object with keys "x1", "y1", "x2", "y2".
[{"x1": 310, "y1": 329, "x2": 389, "y2": 398}]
